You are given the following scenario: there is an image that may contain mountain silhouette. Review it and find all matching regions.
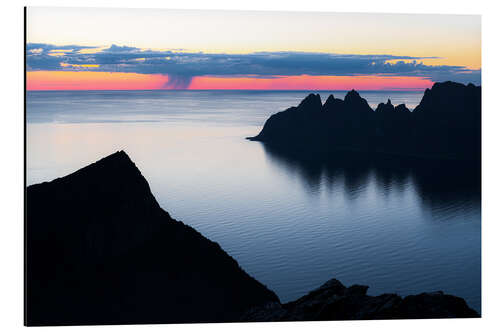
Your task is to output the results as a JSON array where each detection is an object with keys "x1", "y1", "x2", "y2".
[
  {"x1": 26, "y1": 151, "x2": 278, "y2": 326},
  {"x1": 412, "y1": 82, "x2": 481, "y2": 160},
  {"x1": 26, "y1": 151, "x2": 479, "y2": 325},
  {"x1": 248, "y1": 81, "x2": 481, "y2": 162}
]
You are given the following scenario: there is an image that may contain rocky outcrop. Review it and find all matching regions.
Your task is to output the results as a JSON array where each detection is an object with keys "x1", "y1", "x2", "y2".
[
  {"x1": 26, "y1": 151, "x2": 278, "y2": 326},
  {"x1": 248, "y1": 81, "x2": 481, "y2": 161},
  {"x1": 242, "y1": 278, "x2": 479, "y2": 321}
]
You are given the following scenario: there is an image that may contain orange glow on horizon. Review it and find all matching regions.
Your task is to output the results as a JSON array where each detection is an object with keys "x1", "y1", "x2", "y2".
[
  {"x1": 27, "y1": 71, "x2": 167, "y2": 90},
  {"x1": 27, "y1": 71, "x2": 433, "y2": 91}
]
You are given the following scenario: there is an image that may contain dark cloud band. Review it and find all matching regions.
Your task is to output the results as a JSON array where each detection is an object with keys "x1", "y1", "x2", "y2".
[{"x1": 26, "y1": 43, "x2": 481, "y2": 86}]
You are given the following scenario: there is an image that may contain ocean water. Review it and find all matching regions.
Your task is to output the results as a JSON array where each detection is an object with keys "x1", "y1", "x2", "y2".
[{"x1": 26, "y1": 90, "x2": 481, "y2": 313}]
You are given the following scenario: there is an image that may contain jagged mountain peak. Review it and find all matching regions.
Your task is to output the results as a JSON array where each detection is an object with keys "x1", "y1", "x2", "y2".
[
  {"x1": 298, "y1": 93, "x2": 322, "y2": 111},
  {"x1": 344, "y1": 89, "x2": 362, "y2": 101},
  {"x1": 324, "y1": 94, "x2": 336, "y2": 105}
]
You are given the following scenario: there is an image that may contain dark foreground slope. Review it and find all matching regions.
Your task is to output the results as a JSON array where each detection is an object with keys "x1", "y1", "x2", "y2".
[
  {"x1": 26, "y1": 151, "x2": 278, "y2": 326},
  {"x1": 26, "y1": 151, "x2": 478, "y2": 325},
  {"x1": 248, "y1": 81, "x2": 481, "y2": 161}
]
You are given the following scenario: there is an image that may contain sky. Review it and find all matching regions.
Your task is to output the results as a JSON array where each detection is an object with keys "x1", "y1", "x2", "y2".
[{"x1": 26, "y1": 7, "x2": 481, "y2": 91}]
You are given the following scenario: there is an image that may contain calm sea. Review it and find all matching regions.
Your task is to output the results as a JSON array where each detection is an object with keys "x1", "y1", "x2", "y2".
[{"x1": 26, "y1": 90, "x2": 481, "y2": 313}]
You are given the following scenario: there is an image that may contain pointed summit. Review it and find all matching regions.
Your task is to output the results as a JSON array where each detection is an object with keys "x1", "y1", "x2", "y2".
[
  {"x1": 322, "y1": 94, "x2": 345, "y2": 113},
  {"x1": 54, "y1": 150, "x2": 141, "y2": 184},
  {"x1": 375, "y1": 99, "x2": 395, "y2": 113},
  {"x1": 344, "y1": 89, "x2": 374, "y2": 114},
  {"x1": 27, "y1": 150, "x2": 163, "y2": 260},
  {"x1": 298, "y1": 93, "x2": 322, "y2": 111},
  {"x1": 344, "y1": 89, "x2": 361, "y2": 103},
  {"x1": 324, "y1": 94, "x2": 335, "y2": 105}
]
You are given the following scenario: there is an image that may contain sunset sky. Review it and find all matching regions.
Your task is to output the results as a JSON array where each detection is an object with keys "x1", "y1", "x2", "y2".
[{"x1": 26, "y1": 7, "x2": 481, "y2": 91}]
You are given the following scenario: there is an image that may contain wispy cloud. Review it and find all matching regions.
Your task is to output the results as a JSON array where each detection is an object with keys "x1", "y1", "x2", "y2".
[{"x1": 26, "y1": 43, "x2": 481, "y2": 87}]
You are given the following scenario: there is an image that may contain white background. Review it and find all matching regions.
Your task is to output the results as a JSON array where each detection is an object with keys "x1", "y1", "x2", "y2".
[{"x1": 1, "y1": 0, "x2": 498, "y2": 332}]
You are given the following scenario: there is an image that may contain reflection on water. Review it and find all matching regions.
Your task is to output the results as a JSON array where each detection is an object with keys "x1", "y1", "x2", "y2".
[{"x1": 262, "y1": 142, "x2": 481, "y2": 221}]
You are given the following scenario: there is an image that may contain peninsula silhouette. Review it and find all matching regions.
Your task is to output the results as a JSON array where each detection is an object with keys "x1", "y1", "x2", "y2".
[{"x1": 248, "y1": 81, "x2": 481, "y2": 162}]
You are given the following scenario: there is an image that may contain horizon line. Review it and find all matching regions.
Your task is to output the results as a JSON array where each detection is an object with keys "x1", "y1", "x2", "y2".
[{"x1": 26, "y1": 88, "x2": 428, "y2": 93}]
